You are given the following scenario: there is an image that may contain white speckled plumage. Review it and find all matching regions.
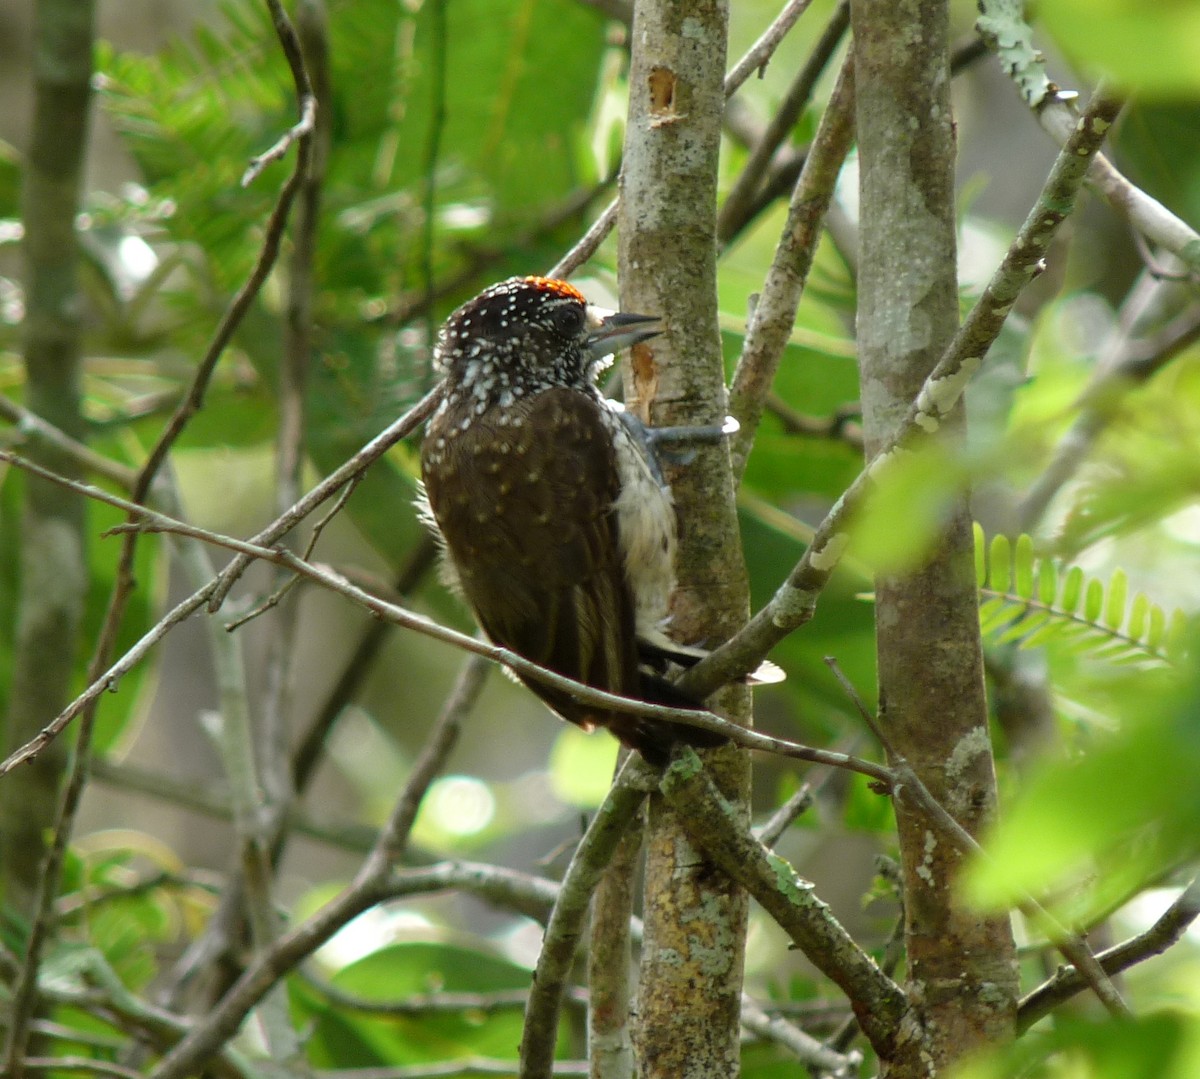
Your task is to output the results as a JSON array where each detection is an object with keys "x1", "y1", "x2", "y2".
[{"x1": 417, "y1": 276, "x2": 721, "y2": 762}]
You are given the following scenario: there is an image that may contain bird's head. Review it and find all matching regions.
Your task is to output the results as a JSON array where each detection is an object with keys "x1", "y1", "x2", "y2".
[{"x1": 434, "y1": 276, "x2": 661, "y2": 393}]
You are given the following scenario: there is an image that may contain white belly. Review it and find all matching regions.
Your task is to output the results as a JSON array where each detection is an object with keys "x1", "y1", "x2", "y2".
[{"x1": 608, "y1": 415, "x2": 678, "y2": 641}]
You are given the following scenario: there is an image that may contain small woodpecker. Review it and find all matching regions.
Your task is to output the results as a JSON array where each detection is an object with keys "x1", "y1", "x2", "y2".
[{"x1": 418, "y1": 275, "x2": 731, "y2": 763}]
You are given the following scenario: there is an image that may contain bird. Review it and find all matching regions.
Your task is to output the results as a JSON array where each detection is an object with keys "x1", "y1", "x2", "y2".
[{"x1": 418, "y1": 275, "x2": 731, "y2": 764}]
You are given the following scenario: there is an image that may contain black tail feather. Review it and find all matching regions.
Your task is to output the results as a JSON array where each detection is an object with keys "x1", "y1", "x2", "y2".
[{"x1": 608, "y1": 670, "x2": 729, "y2": 766}]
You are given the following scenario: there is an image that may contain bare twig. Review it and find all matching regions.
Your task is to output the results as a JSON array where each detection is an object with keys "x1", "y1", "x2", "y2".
[
  {"x1": 1018, "y1": 874, "x2": 1200, "y2": 1031},
  {"x1": 0, "y1": 447, "x2": 897, "y2": 786},
  {"x1": 718, "y1": 0, "x2": 849, "y2": 243},
  {"x1": 755, "y1": 781, "x2": 813, "y2": 849},
  {"x1": 300, "y1": 978, "x2": 587, "y2": 1017},
  {"x1": 728, "y1": 53, "x2": 856, "y2": 480},
  {"x1": 765, "y1": 394, "x2": 864, "y2": 450},
  {"x1": 724, "y1": 0, "x2": 816, "y2": 95},
  {"x1": 87, "y1": 755, "x2": 377, "y2": 852},
  {"x1": 318, "y1": 1061, "x2": 590, "y2": 1078},
  {"x1": 519, "y1": 756, "x2": 655, "y2": 1079},
  {"x1": 824, "y1": 656, "x2": 1132, "y2": 1020},
  {"x1": 1018, "y1": 294, "x2": 1200, "y2": 530},
  {"x1": 739, "y1": 996, "x2": 858, "y2": 1076},
  {"x1": 205, "y1": 382, "x2": 443, "y2": 611},
  {"x1": 549, "y1": 0, "x2": 818, "y2": 279},
  {"x1": 546, "y1": 196, "x2": 620, "y2": 280},
  {"x1": 0, "y1": 393, "x2": 137, "y2": 489},
  {"x1": 0, "y1": 385, "x2": 440, "y2": 777}
]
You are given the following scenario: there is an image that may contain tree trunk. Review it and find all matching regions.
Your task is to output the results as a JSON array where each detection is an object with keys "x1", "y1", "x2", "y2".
[
  {"x1": 851, "y1": 0, "x2": 1019, "y2": 1070},
  {"x1": 618, "y1": 1, "x2": 751, "y2": 1075},
  {"x1": 0, "y1": 0, "x2": 94, "y2": 920}
]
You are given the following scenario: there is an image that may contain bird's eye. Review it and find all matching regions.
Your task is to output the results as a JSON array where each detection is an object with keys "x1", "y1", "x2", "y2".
[{"x1": 549, "y1": 303, "x2": 586, "y2": 337}]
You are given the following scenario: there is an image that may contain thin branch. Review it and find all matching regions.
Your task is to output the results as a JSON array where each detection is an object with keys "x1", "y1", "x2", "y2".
[
  {"x1": 677, "y1": 81, "x2": 1125, "y2": 697},
  {"x1": 587, "y1": 786, "x2": 642, "y2": 1079},
  {"x1": 724, "y1": 0, "x2": 816, "y2": 95},
  {"x1": 755, "y1": 781, "x2": 813, "y2": 849},
  {"x1": 34, "y1": 949, "x2": 257, "y2": 1079},
  {"x1": 546, "y1": 196, "x2": 619, "y2": 280},
  {"x1": 0, "y1": 393, "x2": 137, "y2": 489},
  {"x1": 718, "y1": 0, "x2": 849, "y2": 244},
  {"x1": 242, "y1": 94, "x2": 315, "y2": 186},
  {"x1": 728, "y1": 52, "x2": 856, "y2": 481},
  {"x1": 205, "y1": 382, "x2": 444, "y2": 611},
  {"x1": 0, "y1": 447, "x2": 896, "y2": 787},
  {"x1": 0, "y1": 382, "x2": 442, "y2": 772},
  {"x1": 300, "y1": 976, "x2": 587, "y2": 1017},
  {"x1": 765, "y1": 394, "x2": 864, "y2": 451},
  {"x1": 824, "y1": 657, "x2": 1131, "y2": 1021},
  {"x1": 87, "y1": 755, "x2": 377, "y2": 853},
  {"x1": 519, "y1": 756, "x2": 654, "y2": 1079},
  {"x1": 155, "y1": 854, "x2": 564, "y2": 1052},
  {"x1": 548, "y1": 0, "x2": 817, "y2": 279},
  {"x1": 317, "y1": 1061, "x2": 590, "y2": 1079},
  {"x1": 1018, "y1": 294, "x2": 1200, "y2": 530},
  {"x1": 738, "y1": 996, "x2": 858, "y2": 1076},
  {"x1": 1018, "y1": 874, "x2": 1200, "y2": 1031},
  {"x1": 368, "y1": 652, "x2": 489, "y2": 869},
  {"x1": 977, "y1": 0, "x2": 1200, "y2": 273},
  {"x1": 148, "y1": 857, "x2": 569, "y2": 1079},
  {"x1": 242, "y1": 0, "x2": 316, "y2": 187},
  {"x1": 22, "y1": 1057, "x2": 148, "y2": 1079}
]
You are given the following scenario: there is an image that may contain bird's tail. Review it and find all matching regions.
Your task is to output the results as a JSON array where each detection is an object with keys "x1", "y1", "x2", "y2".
[{"x1": 607, "y1": 670, "x2": 729, "y2": 767}]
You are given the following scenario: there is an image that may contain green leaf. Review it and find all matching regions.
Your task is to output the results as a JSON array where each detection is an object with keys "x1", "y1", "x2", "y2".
[
  {"x1": 1127, "y1": 592, "x2": 1150, "y2": 642},
  {"x1": 973, "y1": 520, "x2": 986, "y2": 588},
  {"x1": 294, "y1": 941, "x2": 549, "y2": 1069},
  {"x1": 964, "y1": 662, "x2": 1200, "y2": 917},
  {"x1": 1038, "y1": 0, "x2": 1200, "y2": 98},
  {"x1": 989, "y1": 533, "x2": 1011, "y2": 594},
  {"x1": 1013, "y1": 533, "x2": 1035, "y2": 598},
  {"x1": 1060, "y1": 565, "x2": 1084, "y2": 616},
  {"x1": 1037, "y1": 558, "x2": 1057, "y2": 606},
  {"x1": 975, "y1": 530, "x2": 1180, "y2": 666},
  {"x1": 955, "y1": 1011, "x2": 1200, "y2": 1079},
  {"x1": 849, "y1": 443, "x2": 965, "y2": 573},
  {"x1": 1105, "y1": 567, "x2": 1128, "y2": 630},
  {"x1": 1148, "y1": 604, "x2": 1168, "y2": 650}
]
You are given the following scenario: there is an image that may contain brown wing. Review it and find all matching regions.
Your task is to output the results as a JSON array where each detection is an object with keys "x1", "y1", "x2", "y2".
[{"x1": 422, "y1": 387, "x2": 640, "y2": 728}]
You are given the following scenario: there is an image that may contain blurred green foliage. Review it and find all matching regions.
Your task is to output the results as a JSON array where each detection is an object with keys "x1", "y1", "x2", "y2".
[{"x1": 1, "y1": 0, "x2": 1199, "y2": 1075}]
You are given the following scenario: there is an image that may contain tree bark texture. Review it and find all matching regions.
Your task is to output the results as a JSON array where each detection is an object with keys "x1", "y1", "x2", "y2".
[
  {"x1": 851, "y1": 0, "x2": 1019, "y2": 1070},
  {"x1": 617, "y1": 1, "x2": 751, "y2": 1076},
  {"x1": 0, "y1": 0, "x2": 94, "y2": 920}
]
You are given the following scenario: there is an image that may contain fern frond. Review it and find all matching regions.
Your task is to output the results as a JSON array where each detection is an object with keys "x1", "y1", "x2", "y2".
[{"x1": 973, "y1": 524, "x2": 1187, "y2": 666}]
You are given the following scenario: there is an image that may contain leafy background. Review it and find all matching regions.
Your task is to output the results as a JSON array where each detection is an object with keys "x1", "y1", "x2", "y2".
[{"x1": 1, "y1": 0, "x2": 1199, "y2": 1074}]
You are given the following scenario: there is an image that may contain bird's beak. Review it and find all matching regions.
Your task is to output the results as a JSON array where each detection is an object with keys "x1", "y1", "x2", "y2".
[{"x1": 585, "y1": 307, "x2": 663, "y2": 361}]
